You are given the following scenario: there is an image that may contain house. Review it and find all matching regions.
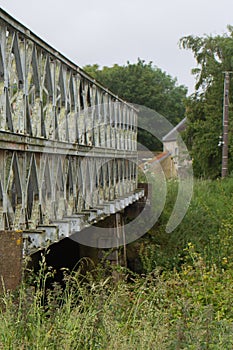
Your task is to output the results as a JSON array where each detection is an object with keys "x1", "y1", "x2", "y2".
[
  {"x1": 139, "y1": 151, "x2": 177, "y2": 179},
  {"x1": 162, "y1": 117, "x2": 187, "y2": 171},
  {"x1": 138, "y1": 118, "x2": 188, "y2": 179}
]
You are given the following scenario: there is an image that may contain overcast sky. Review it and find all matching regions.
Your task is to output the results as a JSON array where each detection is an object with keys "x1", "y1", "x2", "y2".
[{"x1": 1, "y1": 0, "x2": 233, "y2": 94}]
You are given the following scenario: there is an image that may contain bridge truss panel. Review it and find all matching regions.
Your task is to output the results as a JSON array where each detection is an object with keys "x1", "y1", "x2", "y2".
[{"x1": 0, "y1": 10, "x2": 144, "y2": 253}]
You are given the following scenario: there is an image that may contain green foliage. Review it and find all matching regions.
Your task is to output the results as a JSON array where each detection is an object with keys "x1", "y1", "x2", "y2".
[
  {"x1": 2, "y1": 237, "x2": 233, "y2": 348},
  {"x1": 2, "y1": 179, "x2": 233, "y2": 348},
  {"x1": 84, "y1": 59, "x2": 188, "y2": 151},
  {"x1": 180, "y1": 27, "x2": 233, "y2": 178},
  {"x1": 139, "y1": 177, "x2": 233, "y2": 272}
]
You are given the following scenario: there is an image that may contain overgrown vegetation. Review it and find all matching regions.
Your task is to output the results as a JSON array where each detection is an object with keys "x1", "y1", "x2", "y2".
[
  {"x1": 139, "y1": 177, "x2": 233, "y2": 271},
  {"x1": 1, "y1": 178, "x2": 233, "y2": 349}
]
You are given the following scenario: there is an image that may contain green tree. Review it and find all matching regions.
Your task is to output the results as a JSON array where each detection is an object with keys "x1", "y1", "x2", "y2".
[
  {"x1": 180, "y1": 26, "x2": 233, "y2": 178},
  {"x1": 84, "y1": 59, "x2": 187, "y2": 151}
]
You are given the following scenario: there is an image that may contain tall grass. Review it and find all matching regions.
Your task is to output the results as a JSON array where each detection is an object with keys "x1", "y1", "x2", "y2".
[
  {"x1": 1, "y1": 253, "x2": 233, "y2": 349},
  {"x1": 1, "y1": 178, "x2": 233, "y2": 349},
  {"x1": 138, "y1": 177, "x2": 233, "y2": 271}
]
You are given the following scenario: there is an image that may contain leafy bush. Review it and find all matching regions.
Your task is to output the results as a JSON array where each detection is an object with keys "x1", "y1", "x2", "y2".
[{"x1": 139, "y1": 178, "x2": 233, "y2": 271}]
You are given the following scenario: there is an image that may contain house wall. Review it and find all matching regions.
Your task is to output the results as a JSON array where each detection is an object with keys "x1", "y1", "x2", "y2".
[
  {"x1": 160, "y1": 156, "x2": 177, "y2": 178},
  {"x1": 163, "y1": 140, "x2": 179, "y2": 168},
  {"x1": 163, "y1": 140, "x2": 178, "y2": 157}
]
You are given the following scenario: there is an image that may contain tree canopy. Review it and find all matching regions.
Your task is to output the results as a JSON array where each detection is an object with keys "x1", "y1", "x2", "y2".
[
  {"x1": 180, "y1": 26, "x2": 233, "y2": 178},
  {"x1": 83, "y1": 59, "x2": 187, "y2": 151}
]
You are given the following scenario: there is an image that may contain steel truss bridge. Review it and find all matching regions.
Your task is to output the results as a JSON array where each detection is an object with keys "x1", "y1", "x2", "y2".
[{"x1": 0, "y1": 9, "x2": 144, "y2": 256}]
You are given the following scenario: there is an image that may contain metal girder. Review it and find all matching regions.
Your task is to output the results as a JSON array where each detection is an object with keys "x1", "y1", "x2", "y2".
[{"x1": 22, "y1": 188, "x2": 144, "y2": 255}]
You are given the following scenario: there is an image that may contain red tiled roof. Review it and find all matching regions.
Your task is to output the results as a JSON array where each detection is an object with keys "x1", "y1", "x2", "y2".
[{"x1": 147, "y1": 151, "x2": 170, "y2": 164}]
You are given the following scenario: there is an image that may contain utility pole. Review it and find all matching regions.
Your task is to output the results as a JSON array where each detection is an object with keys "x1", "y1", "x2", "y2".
[{"x1": 222, "y1": 71, "x2": 231, "y2": 178}]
